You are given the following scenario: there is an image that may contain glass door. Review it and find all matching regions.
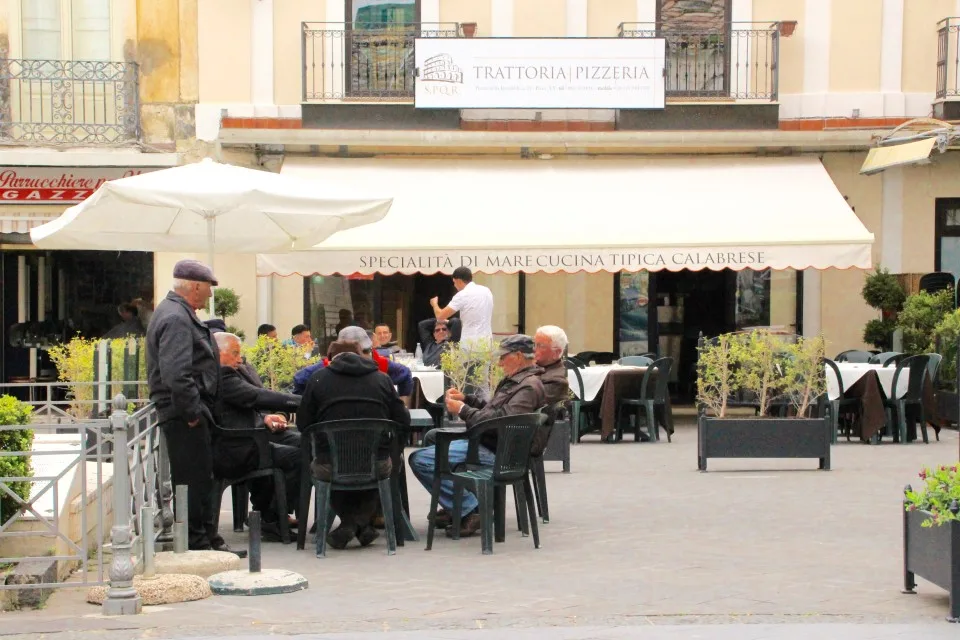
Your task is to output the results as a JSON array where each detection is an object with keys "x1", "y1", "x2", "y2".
[{"x1": 346, "y1": 0, "x2": 419, "y2": 98}]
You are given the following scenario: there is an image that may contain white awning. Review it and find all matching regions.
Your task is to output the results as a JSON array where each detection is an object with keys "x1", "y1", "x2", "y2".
[
  {"x1": 257, "y1": 156, "x2": 874, "y2": 276},
  {"x1": 860, "y1": 138, "x2": 937, "y2": 175}
]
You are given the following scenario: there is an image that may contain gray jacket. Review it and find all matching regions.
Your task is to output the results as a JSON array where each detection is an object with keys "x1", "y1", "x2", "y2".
[{"x1": 146, "y1": 291, "x2": 220, "y2": 424}]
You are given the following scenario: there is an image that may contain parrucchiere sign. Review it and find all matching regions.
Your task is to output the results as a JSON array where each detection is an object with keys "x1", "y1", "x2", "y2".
[{"x1": 0, "y1": 167, "x2": 156, "y2": 204}]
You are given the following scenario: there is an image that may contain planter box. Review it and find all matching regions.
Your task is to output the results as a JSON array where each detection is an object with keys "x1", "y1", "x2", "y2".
[
  {"x1": 936, "y1": 390, "x2": 959, "y2": 426},
  {"x1": 697, "y1": 416, "x2": 831, "y2": 471},
  {"x1": 903, "y1": 507, "x2": 960, "y2": 621}
]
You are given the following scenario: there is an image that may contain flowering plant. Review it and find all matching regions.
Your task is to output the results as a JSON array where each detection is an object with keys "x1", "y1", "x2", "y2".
[{"x1": 904, "y1": 464, "x2": 960, "y2": 527}]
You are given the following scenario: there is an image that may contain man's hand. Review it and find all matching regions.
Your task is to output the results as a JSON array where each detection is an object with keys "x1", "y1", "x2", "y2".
[
  {"x1": 264, "y1": 415, "x2": 287, "y2": 432},
  {"x1": 430, "y1": 296, "x2": 440, "y2": 309},
  {"x1": 445, "y1": 388, "x2": 465, "y2": 402},
  {"x1": 445, "y1": 397, "x2": 464, "y2": 415},
  {"x1": 187, "y1": 418, "x2": 200, "y2": 428}
]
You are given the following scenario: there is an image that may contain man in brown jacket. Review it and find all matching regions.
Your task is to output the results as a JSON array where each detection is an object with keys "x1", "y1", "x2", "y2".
[{"x1": 409, "y1": 335, "x2": 545, "y2": 537}]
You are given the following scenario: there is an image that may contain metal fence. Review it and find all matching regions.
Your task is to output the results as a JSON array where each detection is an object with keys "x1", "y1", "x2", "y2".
[
  {"x1": 618, "y1": 22, "x2": 782, "y2": 101},
  {"x1": 301, "y1": 22, "x2": 460, "y2": 101},
  {"x1": 0, "y1": 59, "x2": 140, "y2": 146},
  {"x1": 938, "y1": 18, "x2": 960, "y2": 99},
  {"x1": 0, "y1": 396, "x2": 167, "y2": 615}
]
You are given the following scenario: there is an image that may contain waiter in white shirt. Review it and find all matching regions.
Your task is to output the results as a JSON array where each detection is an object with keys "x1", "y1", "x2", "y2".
[{"x1": 430, "y1": 267, "x2": 494, "y2": 349}]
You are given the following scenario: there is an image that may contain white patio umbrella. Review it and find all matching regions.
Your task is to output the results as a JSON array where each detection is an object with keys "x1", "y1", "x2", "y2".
[{"x1": 29, "y1": 158, "x2": 393, "y2": 314}]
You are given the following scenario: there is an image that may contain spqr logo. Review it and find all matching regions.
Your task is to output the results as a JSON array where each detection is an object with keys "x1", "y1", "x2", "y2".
[{"x1": 420, "y1": 54, "x2": 463, "y2": 83}]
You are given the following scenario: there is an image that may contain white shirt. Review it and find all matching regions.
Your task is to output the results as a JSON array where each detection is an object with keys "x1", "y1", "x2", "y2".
[{"x1": 448, "y1": 281, "x2": 494, "y2": 347}]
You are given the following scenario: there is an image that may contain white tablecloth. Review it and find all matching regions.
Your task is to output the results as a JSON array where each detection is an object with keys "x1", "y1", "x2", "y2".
[
  {"x1": 412, "y1": 370, "x2": 444, "y2": 402},
  {"x1": 568, "y1": 365, "x2": 645, "y2": 402},
  {"x1": 826, "y1": 363, "x2": 908, "y2": 401}
]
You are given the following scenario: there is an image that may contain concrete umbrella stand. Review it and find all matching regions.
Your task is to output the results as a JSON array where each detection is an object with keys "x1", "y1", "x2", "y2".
[{"x1": 207, "y1": 512, "x2": 309, "y2": 596}]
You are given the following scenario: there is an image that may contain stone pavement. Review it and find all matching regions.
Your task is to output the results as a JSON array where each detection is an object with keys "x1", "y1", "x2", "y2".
[{"x1": 3, "y1": 418, "x2": 960, "y2": 639}]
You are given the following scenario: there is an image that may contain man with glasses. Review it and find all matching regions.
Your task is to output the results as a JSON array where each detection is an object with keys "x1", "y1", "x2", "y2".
[{"x1": 416, "y1": 317, "x2": 460, "y2": 368}]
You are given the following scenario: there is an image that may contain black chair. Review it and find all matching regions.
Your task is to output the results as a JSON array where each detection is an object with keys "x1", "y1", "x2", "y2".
[
  {"x1": 835, "y1": 350, "x2": 872, "y2": 363},
  {"x1": 210, "y1": 425, "x2": 291, "y2": 544},
  {"x1": 523, "y1": 402, "x2": 564, "y2": 525},
  {"x1": 884, "y1": 354, "x2": 932, "y2": 444},
  {"x1": 564, "y1": 359, "x2": 600, "y2": 442},
  {"x1": 823, "y1": 358, "x2": 863, "y2": 443},
  {"x1": 869, "y1": 351, "x2": 904, "y2": 366},
  {"x1": 615, "y1": 357, "x2": 675, "y2": 442},
  {"x1": 919, "y1": 272, "x2": 956, "y2": 300},
  {"x1": 298, "y1": 419, "x2": 399, "y2": 557}
]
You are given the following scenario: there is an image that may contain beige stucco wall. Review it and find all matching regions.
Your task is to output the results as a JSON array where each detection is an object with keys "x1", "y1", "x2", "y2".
[
  {"x1": 473, "y1": 273, "x2": 521, "y2": 334},
  {"x1": 514, "y1": 0, "x2": 566, "y2": 36},
  {"x1": 272, "y1": 274, "x2": 306, "y2": 343},
  {"x1": 901, "y1": 152, "x2": 960, "y2": 274},
  {"x1": 525, "y1": 272, "x2": 613, "y2": 354},
  {"x1": 587, "y1": 0, "x2": 634, "y2": 37},
  {"x1": 198, "y1": 0, "x2": 252, "y2": 102},
  {"x1": 274, "y1": 0, "x2": 316, "y2": 105},
  {"x1": 902, "y1": 0, "x2": 953, "y2": 93},
  {"x1": 753, "y1": 0, "x2": 804, "y2": 96},
  {"x1": 440, "y1": 0, "x2": 492, "y2": 36},
  {"x1": 828, "y1": 0, "x2": 882, "y2": 93}
]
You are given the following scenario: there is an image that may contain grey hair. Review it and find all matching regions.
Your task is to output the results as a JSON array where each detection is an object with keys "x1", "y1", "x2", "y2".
[
  {"x1": 214, "y1": 332, "x2": 241, "y2": 350},
  {"x1": 172, "y1": 278, "x2": 196, "y2": 293},
  {"x1": 536, "y1": 325, "x2": 568, "y2": 351}
]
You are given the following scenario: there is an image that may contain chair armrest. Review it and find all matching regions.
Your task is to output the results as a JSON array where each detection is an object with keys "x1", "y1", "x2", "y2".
[{"x1": 431, "y1": 428, "x2": 468, "y2": 476}]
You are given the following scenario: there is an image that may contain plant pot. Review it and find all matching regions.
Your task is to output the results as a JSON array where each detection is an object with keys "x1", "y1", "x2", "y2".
[
  {"x1": 902, "y1": 506, "x2": 960, "y2": 621},
  {"x1": 461, "y1": 22, "x2": 477, "y2": 38},
  {"x1": 936, "y1": 390, "x2": 959, "y2": 426},
  {"x1": 778, "y1": 21, "x2": 797, "y2": 37},
  {"x1": 697, "y1": 416, "x2": 831, "y2": 471}
]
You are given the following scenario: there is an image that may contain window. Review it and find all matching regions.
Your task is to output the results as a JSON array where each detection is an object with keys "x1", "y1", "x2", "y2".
[
  {"x1": 936, "y1": 199, "x2": 960, "y2": 285},
  {"x1": 655, "y1": 0, "x2": 731, "y2": 96},
  {"x1": 735, "y1": 269, "x2": 797, "y2": 332},
  {"x1": 21, "y1": 0, "x2": 111, "y2": 61},
  {"x1": 345, "y1": 0, "x2": 420, "y2": 98}
]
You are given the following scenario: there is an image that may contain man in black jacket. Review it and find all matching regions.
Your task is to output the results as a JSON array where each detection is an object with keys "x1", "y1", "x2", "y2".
[
  {"x1": 146, "y1": 260, "x2": 242, "y2": 555},
  {"x1": 213, "y1": 332, "x2": 301, "y2": 539},
  {"x1": 416, "y1": 317, "x2": 461, "y2": 368}
]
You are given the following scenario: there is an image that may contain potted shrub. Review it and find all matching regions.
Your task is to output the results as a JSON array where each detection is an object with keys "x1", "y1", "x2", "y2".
[
  {"x1": 243, "y1": 335, "x2": 318, "y2": 392},
  {"x1": 696, "y1": 330, "x2": 830, "y2": 471},
  {"x1": 933, "y1": 309, "x2": 960, "y2": 425},
  {"x1": 861, "y1": 268, "x2": 906, "y2": 350},
  {"x1": 902, "y1": 465, "x2": 960, "y2": 621},
  {"x1": 0, "y1": 395, "x2": 34, "y2": 525},
  {"x1": 214, "y1": 287, "x2": 246, "y2": 341}
]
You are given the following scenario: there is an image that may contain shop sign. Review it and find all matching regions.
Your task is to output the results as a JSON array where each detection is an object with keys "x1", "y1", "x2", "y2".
[
  {"x1": 414, "y1": 37, "x2": 666, "y2": 109},
  {"x1": 0, "y1": 167, "x2": 155, "y2": 204}
]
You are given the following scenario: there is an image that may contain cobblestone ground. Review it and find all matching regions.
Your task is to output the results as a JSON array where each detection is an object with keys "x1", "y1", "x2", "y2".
[{"x1": 3, "y1": 417, "x2": 960, "y2": 639}]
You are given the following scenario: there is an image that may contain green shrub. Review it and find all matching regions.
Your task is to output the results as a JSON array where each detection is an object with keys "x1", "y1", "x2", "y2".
[
  {"x1": 243, "y1": 335, "x2": 317, "y2": 391},
  {"x1": 861, "y1": 268, "x2": 906, "y2": 312},
  {"x1": 932, "y1": 309, "x2": 960, "y2": 390},
  {"x1": 897, "y1": 289, "x2": 955, "y2": 355},
  {"x1": 47, "y1": 337, "x2": 96, "y2": 418},
  {"x1": 905, "y1": 464, "x2": 960, "y2": 527},
  {"x1": 863, "y1": 317, "x2": 896, "y2": 350},
  {"x1": 0, "y1": 395, "x2": 34, "y2": 524},
  {"x1": 214, "y1": 288, "x2": 241, "y2": 320}
]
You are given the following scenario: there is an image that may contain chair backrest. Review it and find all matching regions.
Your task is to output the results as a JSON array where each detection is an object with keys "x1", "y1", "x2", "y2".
[
  {"x1": 836, "y1": 349, "x2": 871, "y2": 363},
  {"x1": 565, "y1": 355, "x2": 586, "y2": 369},
  {"x1": 619, "y1": 355, "x2": 653, "y2": 366},
  {"x1": 564, "y1": 359, "x2": 585, "y2": 398},
  {"x1": 573, "y1": 351, "x2": 597, "y2": 365},
  {"x1": 892, "y1": 354, "x2": 932, "y2": 402},
  {"x1": 919, "y1": 272, "x2": 956, "y2": 299},
  {"x1": 466, "y1": 413, "x2": 546, "y2": 482},
  {"x1": 869, "y1": 351, "x2": 903, "y2": 366},
  {"x1": 823, "y1": 357, "x2": 843, "y2": 395},
  {"x1": 591, "y1": 352, "x2": 617, "y2": 365},
  {"x1": 650, "y1": 357, "x2": 673, "y2": 402},
  {"x1": 304, "y1": 419, "x2": 397, "y2": 485},
  {"x1": 926, "y1": 353, "x2": 943, "y2": 385}
]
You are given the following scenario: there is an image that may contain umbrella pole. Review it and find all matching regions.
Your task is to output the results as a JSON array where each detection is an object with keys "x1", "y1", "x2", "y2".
[{"x1": 207, "y1": 217, "x2": 216, "y2": 318}]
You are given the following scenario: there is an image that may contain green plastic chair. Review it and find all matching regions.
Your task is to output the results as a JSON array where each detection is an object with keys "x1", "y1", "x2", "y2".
[{"x1": 615, "y1": 357, "x2": 675, "y2": 442}]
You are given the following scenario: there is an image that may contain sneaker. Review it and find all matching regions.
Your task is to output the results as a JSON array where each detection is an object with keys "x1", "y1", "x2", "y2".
[
  {"x1": 357, "y1": 525, "x2": 380, "y2": 547},
  {"x1": 326, "y1": 524, "x2": 357, "y2": 550},
  {"x1": 446, "y1": 512, "x2": 481, "y2": 538}
]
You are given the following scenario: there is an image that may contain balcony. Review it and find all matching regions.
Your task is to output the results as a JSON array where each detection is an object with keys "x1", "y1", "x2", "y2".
[
  {"x1": 617, "y1": 22, "x2": 786, "y2": 102},
  {"x1": 0, "y1": 59, "x2": 140, "y2": 146},
  {"x1": 301, "y1": 22, "x2": 460, "y2": 102}
]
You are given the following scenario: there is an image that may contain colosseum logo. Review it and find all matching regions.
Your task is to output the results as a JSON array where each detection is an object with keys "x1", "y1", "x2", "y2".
[{"x1": 419, "y1": 54, "x2": 463, "y2": 97}]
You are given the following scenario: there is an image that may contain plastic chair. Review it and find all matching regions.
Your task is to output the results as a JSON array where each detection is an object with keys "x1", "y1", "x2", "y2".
[
  {"x1": 447, "y1": 413, "x2": 547, "y2": 554},
  {"x1": 919, "y1": 272, "x2": 956, "y2": 299},
  {"x1": 211, "y1": 425, "x2": 291, "y2": 544},
  {"x1": 925, "y1": 353, "x2": 944, "y2": 440},
  {"x1": 869, "y1": 351, "x2": 903, "y2": 366},
  {"x1": 823, "y1": 358, "x2": 863, "y2": 443},
  {"x1": 615, "y1": 357, "x2": 675, "y2": 443},
  {"x1": 299, "y1": 419, "x2": 399, "y2": 557},
  {"x1": 564, "y1": 359, "x2": 601, "y2": 442},
  {"x1": 618, "y1": 355, "x2": 653, "y2": 366},
  {"x1": 884, "y1": 354, "x2": 932, "y2": 444},
  {"x1": 835, "y1": 350, "x2": 872, "y2": 363},
  {"x1": 523, "y1": 403, "x2": 564, "y2": 525}
]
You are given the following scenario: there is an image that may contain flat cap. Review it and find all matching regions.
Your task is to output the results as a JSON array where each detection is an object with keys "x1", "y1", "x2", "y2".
[
  {"x1": 338, "y1": 325, "x2": 372, "y2": 351},
  {"x1": 173, "y1": 259, "x2": 218, "y2": 286},
  {"x1": 496, "y1": 334, "x2": 535, "y2": 357},
  {"x1": 204, "y1": 318, "x2": 227, "y2": 333}
]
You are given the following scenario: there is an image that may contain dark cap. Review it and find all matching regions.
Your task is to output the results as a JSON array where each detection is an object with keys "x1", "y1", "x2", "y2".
[
  {"x1": 496, "y1": 334, "x2": 535, "y2": 357},
  {"x1": 338, "y1": 326, "x2": 373, "y2": 351},
  {"x1": 204, "y1": 318, "x2": 227, "y2": 333},
  {"x1": 173, "y1": 259, "x2": 218, "y2": 286}
]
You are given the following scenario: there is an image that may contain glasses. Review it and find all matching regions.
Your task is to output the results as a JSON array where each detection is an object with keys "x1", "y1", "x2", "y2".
[
  {"x1": 534, "y1": 343, "x2": 555, "y2": 350},
  {"x1": 434, "y1": 327, "x2": 449, "y2": 333}
]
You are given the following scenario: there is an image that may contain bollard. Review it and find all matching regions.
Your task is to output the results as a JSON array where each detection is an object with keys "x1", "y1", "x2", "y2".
[
  {"x1": 141, "y1": 506, "x2": 155, "y2": 578},
  {"x1": 174, "y1": 485, "x2": 188, "y2": 554},
  {"x1": 248, "y1": 511, "x2": 262, "y2": 573}
]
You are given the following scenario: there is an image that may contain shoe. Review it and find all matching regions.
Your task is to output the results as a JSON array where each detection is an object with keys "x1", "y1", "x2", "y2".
[
  {"x1": 288, "y1": 516, "x2": 299, "y2": 529},
  {"x1": 259, "y1": 520, "x2": 283, "y2": 543},
  {"x1": 212, "y1": 541, "x2": 248, "y2": 558},
  {"x1": 371, "y1": 515, "x2": 386, "y2": 530},
  {"x1": 428, "y1": 509, "x2": 452, "y2": 529},
  {"x1": 357, "y1": 525, "x2": 380, "y2": 547},
  {"x1": 446, "y1": 512, "x2": 481, "y2": 538},
  {"x1": 326, "y1": 524, "x2": 357, "y2": 550}
]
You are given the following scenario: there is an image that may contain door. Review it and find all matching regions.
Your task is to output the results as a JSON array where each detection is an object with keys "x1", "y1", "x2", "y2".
[{"x1": 345, "y1": 0, "x2": 419, "y2": 98}]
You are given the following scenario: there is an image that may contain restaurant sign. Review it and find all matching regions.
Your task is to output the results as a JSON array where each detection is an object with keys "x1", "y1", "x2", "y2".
[
  {"x1": 414, "y1": 38, "x2": 666, "y2": 109},
  {"x1": 0, "y1": 167, "x2": 155, "y2": 204}
]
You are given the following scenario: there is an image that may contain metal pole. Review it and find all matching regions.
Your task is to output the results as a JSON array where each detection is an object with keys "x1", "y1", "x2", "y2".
[
  {"x1": 174, "y1": 484, "x2": 188, "y2": 554},
  {"x1": 141, "y1": 506, "x2": 155, "y2": 579},
  {"x1": 102, "y1": 395, "x2": 142, "y2": 616},
  {"x1": 248, "y1": 511, "x2": 262, "y2": 573}
]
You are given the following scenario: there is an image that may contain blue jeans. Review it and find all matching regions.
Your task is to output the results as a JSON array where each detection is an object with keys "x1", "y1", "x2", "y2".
[{"x1": 409, "y1": 440, "x2": 496, "y2": 517}]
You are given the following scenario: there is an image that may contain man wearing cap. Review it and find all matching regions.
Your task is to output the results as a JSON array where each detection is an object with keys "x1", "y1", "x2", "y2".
[
  {"x1": 409, "y1": 335, "x2": 545, "y2": 538},
  {"x1": 146, "y1": 260, "x2": 244, "y2": 556}
]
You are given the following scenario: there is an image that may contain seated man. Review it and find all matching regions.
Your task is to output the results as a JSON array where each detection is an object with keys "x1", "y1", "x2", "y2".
[
  {"x1": 373, "y1": 323, "x2": 400, "y2": 356},
  {"x1": 296, "y1": 339, "x2": 411, "y2": 550},
  {"x1": 417, "y1": 318, "x2": 460, "y2": 368},
  {"x1": 292, "y1": 326, "x2": 413, "y2": 398},
  {"x1": 103, "y1": 303, "x2": 145, "y2": 339},
  {"x1": 212, "y1": 332, "x2": 301, "y2": 541},
  {"x1": 409, "y1": 335, "x2": 545, "y2": 538},
  {"x1": 287, "y1": 324, "x2": 320, "y2": 358},
  {"x1": 257, "y1": 323, "x2": 278, "y2": 340},
  {"x1": 532, "y1": 325, "x2": 571, "y2": 452}
]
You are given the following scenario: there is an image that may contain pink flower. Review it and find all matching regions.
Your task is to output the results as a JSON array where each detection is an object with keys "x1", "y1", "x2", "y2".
[{"x1": 920, "y1": 470, "x2": 927, "y2": 480}]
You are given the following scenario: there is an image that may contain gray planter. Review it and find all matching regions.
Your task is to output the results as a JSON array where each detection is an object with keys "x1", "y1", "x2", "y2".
[
  {"x1": 902, "y1": 503, "x2": 960, "y2": 622},
  {"x1": 697, "y1": 416, "x2": 831, "y2": 471},
  {"x1": 541, "y1": 420, "x2": 571, "y2": 473}
]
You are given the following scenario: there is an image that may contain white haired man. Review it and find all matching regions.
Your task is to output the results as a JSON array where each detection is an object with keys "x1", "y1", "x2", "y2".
[{"x1": 534, "y1": 325, "x2": 570, "y2": 407}]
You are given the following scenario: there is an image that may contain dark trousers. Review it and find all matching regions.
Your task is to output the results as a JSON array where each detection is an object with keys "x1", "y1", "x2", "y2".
[
  {"x1": 161, "y1": 418, "x2": 223, "y2": 550},
  {"x1": 312, "y1": 458, "x2": 392, "y2": 529},
  {"x1": 213, "y1": 430, "x2": 302, "y2": 523}
]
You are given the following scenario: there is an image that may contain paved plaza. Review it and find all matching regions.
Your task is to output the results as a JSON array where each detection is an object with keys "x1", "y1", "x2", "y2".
[{"x1": 3, "y1": 417, "x2": 960, "y2": 639}]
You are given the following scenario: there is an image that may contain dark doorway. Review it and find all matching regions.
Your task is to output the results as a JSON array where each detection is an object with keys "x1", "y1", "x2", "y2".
[{"x1": 405, "y1": 273, "x2": 454, "y2": 351}]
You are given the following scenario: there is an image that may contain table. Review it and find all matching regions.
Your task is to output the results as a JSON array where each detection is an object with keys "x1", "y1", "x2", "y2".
[
  {"x1": 569, "y1": 365, "x2": 650, "y2": 440},
  {"x1": 409, "y1": 409, "x2": 434, "y2": 429},
  {"x1": 411, "y1": 370, "x2": 444, "y2": 403},
  {"x1": 826, "y1": 363, "x2": 908, "y2": 401}
]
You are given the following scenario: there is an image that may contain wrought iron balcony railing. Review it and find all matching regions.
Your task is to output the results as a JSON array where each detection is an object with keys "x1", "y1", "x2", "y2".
[
  {"x1": 937, "y1": 18, "x2": 960, "y2": 99},
  {"x1": 0, "y1": 59, "x2": 139, "y2": 146},
  {"x1": 618, "y1": 22, "x2": 787, "y2": 102},
  {"x1": 301, "y1": 22, "x2": 460, "y2": 102}
]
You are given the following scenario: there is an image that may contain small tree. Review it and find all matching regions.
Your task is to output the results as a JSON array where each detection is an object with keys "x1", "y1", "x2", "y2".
[
  {"x1": 736, "y1": 329, "x2": 786, "y2": 417},
  {"x1": 465, "y1": 339, "x2": 505, "y2": 399},
  {"x1": 932, "y1": 309, "x2": 960, "y2": 391},
  {"x1": 696, "y1": 333, "x2": 738, "y2": 418},
  {"x1": 783, "y1": 335, "x2": 827, "y2": 417},
  {"x1": 47, "y1": 337, "x2": 97, "y2": 418},
  {"x1": 861, "y1": 268, "x2": 906, "y2": 350},
  {"x1": 439, "y1": 343, "x2": 472, "y2": 393},
  {"x1": 0, "y1": 395, "x2": 34, "y2": 524},
  {"x1": 243, "y1": 335, "x2": 317, "y2": 391},
  {"x1": 214, "y1": 288, "x2": 241, "y2": 320},
  {"x1": 897, "y1": 289, "x2": 956, "y2": 355}
]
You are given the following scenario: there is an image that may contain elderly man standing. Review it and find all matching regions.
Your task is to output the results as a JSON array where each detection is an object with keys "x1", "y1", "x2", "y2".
[
  {"x1": 146, "y1": 260, "x2": 243, "y2": 556},
  {"x1": 409, "y1": 335, "x2": 545, "y2": 538}
]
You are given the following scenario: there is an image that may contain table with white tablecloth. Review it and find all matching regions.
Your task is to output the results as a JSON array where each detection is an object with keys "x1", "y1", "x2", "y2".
[
  {"x1": 826, "y1": 363, "x2": 908, "y2": 401},
  {"x1": 567, "y1": 364, "x2": 658, "y2": 440},
  {"x1": 411, "y1": 370, "x2": 444, "y2": 402}
]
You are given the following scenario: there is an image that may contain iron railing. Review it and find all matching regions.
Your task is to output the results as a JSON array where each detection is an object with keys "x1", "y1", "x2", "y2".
[
  {"x1": 937, "y1": 18, "x2": 960, "y2": 99},
  {"x1": 301, "y1": 22, "x2": 460, "y2": 102},
  {"x1": 618, "y1": 22, "x2": 781, "y2": 101},
  {"x1": 0, "y1": 59, "x2": 140, "y2": 146}
]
